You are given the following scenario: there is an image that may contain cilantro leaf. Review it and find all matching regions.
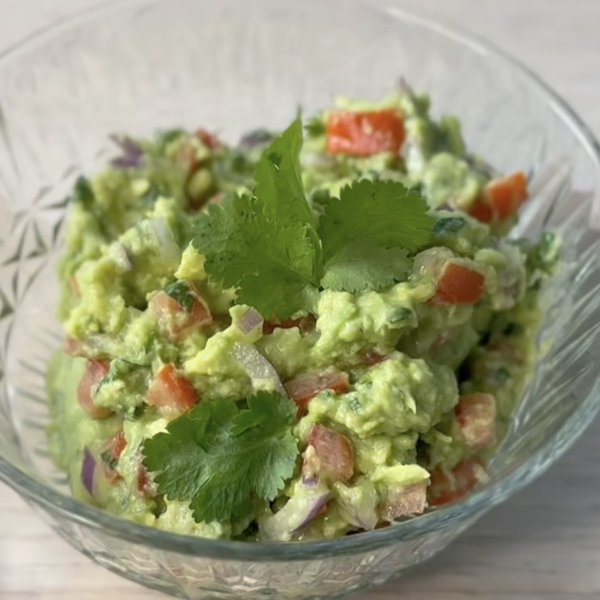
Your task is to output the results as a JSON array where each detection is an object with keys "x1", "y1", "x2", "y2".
[
  {"x1": 321, "y1": 241, "x2": 411, "y2": 293},
  {"x1": 231, "y1": 391, "x2": 297, "y2": 436},
  {"x1": 319, "y1": 180, "x2": 435, "y2": 260},
  {"x1": 193, "y1": 194, "x2": 318, "y2": 318},
  {"x1": 254, "y1": 118, "x2": 316, "y2": 229},
  {"x1": 164, "y1": 280, "x2": 195, "y2": 313},
  {"x1": 142, "y1": 392, "x2": 299, "y2": 524}
]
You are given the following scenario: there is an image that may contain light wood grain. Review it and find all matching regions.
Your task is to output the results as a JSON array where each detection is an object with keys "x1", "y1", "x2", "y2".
[{"x1": 1, "y1": 0, "x2": 600, "y2": 598}]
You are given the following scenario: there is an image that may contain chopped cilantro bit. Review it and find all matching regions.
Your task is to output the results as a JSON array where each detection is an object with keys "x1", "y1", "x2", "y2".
[
  {"x1": 433, "y1": 216, "x2": 466, "y2": 235},
  {"x1": 164, "y1": 280, "x2": 195, "y2": 313}
]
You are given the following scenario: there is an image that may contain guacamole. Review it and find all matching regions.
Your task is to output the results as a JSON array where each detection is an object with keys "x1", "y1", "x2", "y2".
[{"x1": 47, "y1": 85, "x2": 557, "y2": 541}]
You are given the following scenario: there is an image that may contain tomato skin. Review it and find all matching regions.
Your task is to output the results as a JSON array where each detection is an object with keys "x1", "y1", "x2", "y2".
[
  {"x1": 485, "y1": 170, "x2": 528, "y2": 221},
  {"x1": 147, "y1": 364, "x2": 199, "y2": 417},
  {"x1": 77, "y1": 360, "x2": 112, "y2": 419},
  {"x1": 468, "y1": 197, "x2": 494, "y2": 223},
  {"x1": 326, "y1": 109, "x2": 405, "y2": 156},
  {"x1": 468, "y1": 171, "x2": 528, "y2": 223},
  {"x1": 284, "y1": 369, "x2": 350, "y2": 408},
  {"x1": 430, "y1": 262, "x2": 485, "y2": 305},
  {"x1": 148, "y1": 285, "x2": 212, "y2": 340},
  {"x1": 304, "y1": 424, "x2": 354, "y2": 482},
  {"x1": 427, "y1": 459, "x2": 486, "y2": 506},
  {"x1": 195, "y1": 128, "x2": 222, "y2": 149},
  {"x1": 454, "y1": 393, "x2": 496, "y2": 450}
]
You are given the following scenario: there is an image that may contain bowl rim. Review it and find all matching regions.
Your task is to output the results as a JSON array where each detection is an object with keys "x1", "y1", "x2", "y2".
[{"x1": 1, "y1": 0, "x2": 600, "y2": 562}]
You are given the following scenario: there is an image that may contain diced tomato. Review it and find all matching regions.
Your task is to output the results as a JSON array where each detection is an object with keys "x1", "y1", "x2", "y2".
[
  {"x1": 109, "y1": 429, "x2": 127, "y2": 459},
  {"x1": 427, "y1": 458, "x2": 487, "y2": 506},
  {"x1": 431, "y1": 261, "x2": 485, "y2": 305},
  {"x1": 263, "y1": 315, "x2": 317, "y2": 335},
  {"x1": 101, "y1": 430, "x2": 127, "y2": 484},
  {"x1": 326, "y1": 109, "x2": 405, "y2": 156},
  {"x1": 195, "y1": 128, "x2": 223, "y2": 149},
  {"x1": 484, "y1": 171, "x2": 528, "y2": 221},
  {"x1": 455, "y1": 393, "x2": 496, "y2": 450},
  {"x1": 137, "y1": 463, "x2": 157, "y2": 497},
  {"x1": 361, "y1": 349, "x2": 388, "y2": 366},
  {"x1": 65, "y1": 337, "x2": 85, "y2": 357},
  {"x1": 468, "y1": 197, "x2": 494, "y2": 224},
  {"x1": 147, "y1": 364, "x2": 199, "y2": 417},
  {"x1": 284, "y1": 369, "x2": 350, "y2": 408},
  {"x1": 148, "y1": 285, "x2": 212, "y2": 341},
  {"x1": 77, "y1": 360, "x2": 112, "y2": 419},
  {"x1": 379, "y1": 481, "x2": 428, "y2": 521},
  {"x1": 305, "y1": 424, "x2": 354, "y2": 482}
]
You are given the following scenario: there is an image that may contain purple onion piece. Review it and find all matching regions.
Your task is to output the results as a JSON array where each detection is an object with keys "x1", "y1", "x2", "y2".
[
  {"x1": 231, "y1": 342, "x2": 285, "y2": 395},
  {"x1": 261, "y1": 485, "x2": 331, "y2": 541},
  {"x1": 240, "y1": 129, "x2": 275, "y2": 148},
  {"x1": 81, "y1": 448, "x2": 96, "y2": 495},
  {"x1": 301, "y1": 474, "x2": 319, "y2": 487},
  {"x1": 292, "y1": 492, "x2": 331, "y2": 533},
  {"x1": 110, "y1": 134, "x2": 144, "y2": 169},
  {"x1": 237, "y1": 308, "x2": 263, "y2": 335}
]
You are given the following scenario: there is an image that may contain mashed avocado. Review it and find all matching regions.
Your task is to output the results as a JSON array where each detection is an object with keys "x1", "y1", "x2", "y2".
[{"x1": 47, "y1": 84, "x2": 557, "y2": 541}]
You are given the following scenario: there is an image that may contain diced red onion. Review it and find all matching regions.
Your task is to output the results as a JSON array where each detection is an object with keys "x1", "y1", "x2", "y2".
[
  {"x1": 261, "y1": 485, "x2": 331, "y2": 541},
  {"x1": 237, "y1": 308, "x2": 263, "y2": 335},
  {"x1": 240, "y1": 129, "x2": 274, "y2": 147},
  {"x1": 301, "y1": 474, "x2": 319, "y2": 486},
  {"x1": 150, "y1": 218, "x2": 180, "y2": 261},
  {"x1": 110, "y1": 135, "x2": 144, "y2": 169},
  {"x1": 231, "y1": 342, "x2": 285, "y2": 395},
  {"x1": 81, "y1": 448, "x2": 96, "y2": 495}
]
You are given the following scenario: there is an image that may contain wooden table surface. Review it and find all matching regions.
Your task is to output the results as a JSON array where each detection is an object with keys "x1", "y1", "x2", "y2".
[{"x1": 1, "y1": 1, "x2": 600, "y2": 599}]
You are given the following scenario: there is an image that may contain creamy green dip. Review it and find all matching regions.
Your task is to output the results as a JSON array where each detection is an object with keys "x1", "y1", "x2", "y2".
[{"x1": 47, "y1": 86, "x2": 557, "y2": 541}]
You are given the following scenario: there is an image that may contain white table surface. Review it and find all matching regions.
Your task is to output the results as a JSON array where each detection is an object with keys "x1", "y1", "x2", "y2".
[{"x1": 1, "y1": 1, "x2": 600, "y2": 599}]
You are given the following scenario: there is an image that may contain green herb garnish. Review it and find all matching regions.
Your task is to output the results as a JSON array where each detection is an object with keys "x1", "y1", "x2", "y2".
[{"x1": 142, "y1": 391, "x2": 299, "y2": 524}]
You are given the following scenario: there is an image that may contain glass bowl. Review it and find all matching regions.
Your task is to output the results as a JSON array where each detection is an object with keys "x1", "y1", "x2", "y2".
[{"x1": 0, "y1": 0, "x2": 599, "y2": 598}]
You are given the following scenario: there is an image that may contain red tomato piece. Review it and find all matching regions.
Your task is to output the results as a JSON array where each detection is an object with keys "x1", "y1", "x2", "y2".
[
  {"x1": 284, "y1": 369, "x2": 350, "y2": 408},
  {"x1": 147, "y1": 364, "x2": 199, "y2": 417},
  {"x1": 379, "y1": 481, "x2": 428, "y2": 521},
  {"x1": 326, "y1": 109, "x2": 405, "y2": 156},
  {"x1": 427, "y1": 459, "x2": 487, "y2": 507},
  {"x1": 361, "y1": 349, "x2": 388, "y2": 366},
  {"x1": 431, "y1": 262, "x2": 485, "y2": 305},
  {"x1": 77, "y1": 360, "x2": 112, "y2": 419},
  {"x1": 468, "y1": 197, "x2": 494, "y2": 223},
  {"x1": 148, "y1": 285, "x2": 212, "y2": 341},
  {"x1": 305, "y1": 424, "x2": 354, "y2": 482},
  {"x1": 484, "y1": 170, "x2": 528, "y2": 221},
  {"x1": 263, "y1": 315, "x2": 317, "y2": 335},
  {"x1": 102, "y1": 429, "x2": 127, "y2": 484},
  {"x1": 195, "y1": 128, "x2": 223, "y2": 149},
  {"x1": 137, "y1": 464, "x2": 157, "y2": 497},
  {"x1": 455, "y1": 393, "x2": 496, "y2": 450},
  {"x1": 65, "y1": 337, "x2": 85, "y2": 357}
]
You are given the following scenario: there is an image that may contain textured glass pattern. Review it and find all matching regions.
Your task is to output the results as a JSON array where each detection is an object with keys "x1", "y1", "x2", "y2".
[{"x1": 0, "y1": 1, "x2": 599, "y2": 598}]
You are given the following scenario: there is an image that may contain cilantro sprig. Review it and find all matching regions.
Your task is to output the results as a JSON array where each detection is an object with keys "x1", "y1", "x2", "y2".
[
  {"x1": 192, "y1": 117, "x2": 435, "y2": 317},
  {"x1": 142, "y1": 391, "x2": 299, "y2": 524}
]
